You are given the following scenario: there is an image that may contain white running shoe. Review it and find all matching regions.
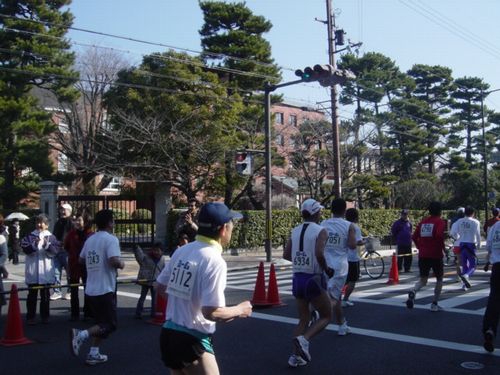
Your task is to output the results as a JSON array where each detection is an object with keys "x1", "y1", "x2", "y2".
[
  {"x1": 430, "y1": 302, "x2": 443, "y2": 312},
  {"x1": 86, "y1": 353, "x2": 108, "y2": 365},
  {"x1": 50, "y1": 292, "x2": 62, "y2": 301},
  {"x1": 342, "y1": 300, "x2": 354, "y2": 307},
  {"x1": 338, "y1": 321, "x2": 351, "y2": 336},
  {"x1": 293, "y1": 335, "x2": 311, "y2": 362},
  {"x1": 63, "y1": 292, "x2": 71, "y2": 300},
  {"x1": 459, "y1": 274, "x2": 472, "y2": 288},
  {"x1": 308, "y1": 310, "x2": 320, "y2": 327},
  {"x1": 288, "y1": 354, "x2": 307, "y2": 367},
  {"x1": 70, "y1": 328, "x2": 84, "y2": 356}
]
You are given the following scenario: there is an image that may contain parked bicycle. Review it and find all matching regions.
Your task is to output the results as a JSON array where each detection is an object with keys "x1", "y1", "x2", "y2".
[{"x1": 361, "y1": 237, "x2": 385, "y2": 279}]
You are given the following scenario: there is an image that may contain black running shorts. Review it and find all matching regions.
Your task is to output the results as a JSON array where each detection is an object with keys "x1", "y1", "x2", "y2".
[
  {"x1": 160, "y1": 328, "x2": 214, "y2": 370},
  {"x1": 418, "y1": 257, "x2": 444, "y2": 279},
  {"x1": 86, "y1": 292, "x2": 117, "y2": 338}
]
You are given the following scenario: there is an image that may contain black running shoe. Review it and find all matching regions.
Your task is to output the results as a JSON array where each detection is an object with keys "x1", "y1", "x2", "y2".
[
  {"x1": 484, "y1": 329, "x2": 495, "y2": 353},
  {"x1": 406, "y1": 290, "x2": 415, "y2": 309}
]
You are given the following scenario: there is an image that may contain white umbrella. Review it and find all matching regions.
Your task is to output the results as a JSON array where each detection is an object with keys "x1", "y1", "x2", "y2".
[{"x1": 5, "y1": 212, "x2": 30, "y2": 221}]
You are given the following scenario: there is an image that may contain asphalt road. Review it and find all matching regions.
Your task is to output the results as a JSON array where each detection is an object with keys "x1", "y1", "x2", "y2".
[{"x1": 1, "y1": 250, "x2": 499, "y2": 375}]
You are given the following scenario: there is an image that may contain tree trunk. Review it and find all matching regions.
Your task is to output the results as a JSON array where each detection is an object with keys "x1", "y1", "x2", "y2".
[{"x1": 2, "y1": 134, "x2": 17, "y2": 210}]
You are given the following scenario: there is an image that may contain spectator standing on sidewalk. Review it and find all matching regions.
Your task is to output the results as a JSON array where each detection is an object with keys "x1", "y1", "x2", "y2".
[
  {"x1": 391, "y1": 209, "x2": 413, "y2": 273},
  {"x1": 65, "y1": 210, "x2": 94, "y2": 321},
  {"x1": 51, "y1": 203, "x2": 74, "y2": 301},
  {"x1": 283, "y1": 199, "x2": 332, "y2": 367},
  {"x1": 175, "y1": 198, "x2": 200, "y2": 242},
  {"x1": 406, "y1": 201, "x2": 447, "y2": 312},
  {"x1": 133, "y1": 242, "x2": 165, "y2": 319},
  {"x1": 7, "y1": 219, "x2": 21, "y2": 265},
  {"x1": 21, "y1": 214, "x2": 60, "y2": 324},
  {"x1": 0, "y1": 229, "x2": 8, "y2": 314},
  {"x1": 484, "y1": 207, "x2": 500, "y2": 236},
  {"x1": 70, "y1": 209, "x2": 124, "y2": 365},
  {"x1": 450, "y1": 206, "x2": 482, "y2": 290},
  {"x1": 156, "y1": 202, "x2": 252, "y2": 374},
  {"x1": 483, "y1": 220, "x2": 500, "y2": 352}
]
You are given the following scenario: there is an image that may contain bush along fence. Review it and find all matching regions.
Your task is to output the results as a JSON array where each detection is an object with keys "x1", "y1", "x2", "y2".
[{"x1": 166, "y1": 208, "x2": 476, "y2": 253}]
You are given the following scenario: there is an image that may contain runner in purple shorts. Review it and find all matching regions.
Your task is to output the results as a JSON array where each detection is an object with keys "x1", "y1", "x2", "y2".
[{"x1": 283, "y1": 199, "x2": 333, "y2": 367}]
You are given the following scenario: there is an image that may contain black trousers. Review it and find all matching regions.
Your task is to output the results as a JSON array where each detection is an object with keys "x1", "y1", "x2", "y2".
[
  {"x1": 397, "y1": 244, "x2": 413, "y2": 272},
  {"x1": 483, "y1": 262, "x2": 500, "y2": 337},
  {"x1": 69, "y1": 268, "x2": 91, "y2": 319},
  {"x1": 26, "y1": 284, "x2": 50, "y2": 321}
]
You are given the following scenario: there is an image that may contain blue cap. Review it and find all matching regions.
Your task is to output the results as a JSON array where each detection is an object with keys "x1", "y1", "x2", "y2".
[{"x1": 197, "y1": 203, "x2": 243, "y2": 230}]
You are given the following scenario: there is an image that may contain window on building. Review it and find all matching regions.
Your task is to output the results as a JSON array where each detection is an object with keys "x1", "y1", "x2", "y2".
[
  {"x1": 105, "y1": 176, "x2": 122, "y2": 191},
  {"x1": 288, "y1": 114, "x2": 297, "y2": 126},
  {"x1": 276, "y1": 134, "x2": 285, "y2": 146},
  {"x1": 58, "y1": 121, "x2": 69, "y2": 133},
  {"x1": 275, "y1": 112, "x2": 284, "y2": 124},
  {"x1": 57, "y1": 153, "x2": 68, "y2": 172}
]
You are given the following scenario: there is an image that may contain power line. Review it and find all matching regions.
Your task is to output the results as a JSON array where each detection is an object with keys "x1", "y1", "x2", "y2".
[
  {"x1": 0, "y1": 13, "x2": 294, "y2": 73},
  {"x1": 0, "y1": 66, "x2": 264, "y2": 105},
  {"x1": 399, "y1": 0, "x2": 500, "y2": 61}
]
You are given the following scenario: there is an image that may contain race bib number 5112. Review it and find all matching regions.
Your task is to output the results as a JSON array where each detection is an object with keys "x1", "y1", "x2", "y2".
[{"x1": 168, "y1": 260, "x2": 198, "y2": 300}]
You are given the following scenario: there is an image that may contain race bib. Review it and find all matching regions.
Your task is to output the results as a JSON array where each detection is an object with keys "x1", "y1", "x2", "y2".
[
  {"x1": 420, "y1": 223, "x2": 434, "y2": 237},
  {"x1": 86, "y1": 249, "x2": 101, "y2": 271},
  {"x1": 327, "y1": 232, "x2": 342, "y2": 248},
  {"x1": 168, "y1": 259, "x2": 198, "y2": 300},
  {"x1": 293, "y1": 251, "x2": 313, "y2": 273}
]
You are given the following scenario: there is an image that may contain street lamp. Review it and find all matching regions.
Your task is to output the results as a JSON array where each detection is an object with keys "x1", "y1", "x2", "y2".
[{"x1": 480, "y1": 88, "x2": 500, "y2": 223}]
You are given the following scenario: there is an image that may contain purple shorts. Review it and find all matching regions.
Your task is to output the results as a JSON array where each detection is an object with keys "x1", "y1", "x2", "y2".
[{"x1": 292, "y1": 273, "x2": 327, "y2": 300}]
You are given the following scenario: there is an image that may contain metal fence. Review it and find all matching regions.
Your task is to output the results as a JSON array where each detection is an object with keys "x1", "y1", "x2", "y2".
[{"x1": 57, "y1": 195, "x2": 155, "y2": 248}]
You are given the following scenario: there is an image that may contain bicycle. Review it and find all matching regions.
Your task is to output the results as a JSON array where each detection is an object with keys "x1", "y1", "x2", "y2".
[{"x1": 360, "y1": 237, "x2": 385, "y2": 279}]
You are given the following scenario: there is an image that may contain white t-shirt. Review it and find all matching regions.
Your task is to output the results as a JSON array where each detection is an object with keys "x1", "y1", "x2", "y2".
[
  {"x1": 80, "y1": 231, "x2": 121, "y2": 296},
  {"x1": 347, "y1": 224, "x2": 362, "y2": 262},
  {"x1": 290, "y1": 222, "x2": 324, "y2": 274},
  {"x1": 487, "y1": 221, "x2": 500, "y2": 264},
  {"x1": 321, "y1": 217, "x2": 351, "y2": 275},
  {"x1": 156, "y1": 236, "x2": 226, "y2": 335},
  {"x1": 450, "y1": 217, "x2": 481, "y2": 248}
]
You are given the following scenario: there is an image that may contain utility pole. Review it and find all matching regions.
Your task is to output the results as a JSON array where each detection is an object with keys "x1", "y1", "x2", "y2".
[{"x1": 326, "y1": 0, "x2": 342, "y2": 198}]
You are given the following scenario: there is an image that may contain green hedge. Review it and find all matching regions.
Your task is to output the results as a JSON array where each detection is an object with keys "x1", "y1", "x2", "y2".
[{"x1": 166, "y1": 208, "x2": 486, "y2": 251}]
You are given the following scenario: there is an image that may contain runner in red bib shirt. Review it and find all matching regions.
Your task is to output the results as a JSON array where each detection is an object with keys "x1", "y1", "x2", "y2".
[{"x1": 406, "y1": 201, "x2": 447, "y2": 312}]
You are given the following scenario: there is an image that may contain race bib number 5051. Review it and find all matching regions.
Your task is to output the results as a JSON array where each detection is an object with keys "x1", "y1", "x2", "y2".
[{"x1": 168, "y1": 260, "x2": 198, "y2": 300}]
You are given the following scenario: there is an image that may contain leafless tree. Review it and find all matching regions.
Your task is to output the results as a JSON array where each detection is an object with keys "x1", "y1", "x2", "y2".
[{"x1": 51, "y1": 46, "x2": 129, "y2": 193}]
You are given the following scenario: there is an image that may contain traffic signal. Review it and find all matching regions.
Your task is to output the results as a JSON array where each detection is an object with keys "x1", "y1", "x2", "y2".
[
  {"x1": 235, "y1": 152, "x2": 252, "y2": 175},
  {"x1": 295, "y1": 64, "x2": 356, "y2": 87}
]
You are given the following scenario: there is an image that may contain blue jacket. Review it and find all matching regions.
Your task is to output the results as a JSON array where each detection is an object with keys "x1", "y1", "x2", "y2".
[{"x1": 391, "y1": 219, "x2": 413, "y2": 246}]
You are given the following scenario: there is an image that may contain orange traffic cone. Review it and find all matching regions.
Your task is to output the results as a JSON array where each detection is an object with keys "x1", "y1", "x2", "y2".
[
  {"x1": 387, "y1": 253, "x2": 399, "y2": 285},
  {"x1": 0, "y1": 284, "x2": 33, "y2": 346},
  {"x1": 251, "y1": 262, "x2": 268, "y2": 306},
  {"x1": 266, "y1": 263, "x2": 284, "y2": 306},
  {"x1": 149, "y1": 293, "x2": 167, "y2": 325}
]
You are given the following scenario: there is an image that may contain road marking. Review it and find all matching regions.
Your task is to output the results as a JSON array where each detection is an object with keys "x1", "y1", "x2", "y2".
[{"x1": 251, "y1": 312, "x2": 500, "y2": 357}]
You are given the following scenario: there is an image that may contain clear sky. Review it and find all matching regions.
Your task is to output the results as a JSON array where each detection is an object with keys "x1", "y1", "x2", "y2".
[{"x1": 66, "y1": 0, "x2": 500, "y2": 115}]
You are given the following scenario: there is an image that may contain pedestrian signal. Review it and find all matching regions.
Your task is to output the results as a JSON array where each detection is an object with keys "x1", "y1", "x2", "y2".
[{"x1": 235, "y1": 152, "x2": 252, "y2": 175}]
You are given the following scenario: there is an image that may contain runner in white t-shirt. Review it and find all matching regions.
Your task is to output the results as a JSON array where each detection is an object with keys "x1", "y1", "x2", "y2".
[
  {"x1": 321, "y1": 198, "x2": 357, "y2": 336},
  {"x1": 156, "y1": 202, "x2": 252, "y2": 374},
  {"x1": 283, "y1": 199, "x2": 332, "y2": 367},
  {"x1": 70, "y1": 209, "x2": 125, "y2": 366},
  {"x1": 342, "y1": 208, "x2": 364, "y2": 307}
]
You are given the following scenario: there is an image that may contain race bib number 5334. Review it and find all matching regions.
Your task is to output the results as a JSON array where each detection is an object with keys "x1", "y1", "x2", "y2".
[{"x1": 168, "y1": 260, "x2": 198, "y2": 300}]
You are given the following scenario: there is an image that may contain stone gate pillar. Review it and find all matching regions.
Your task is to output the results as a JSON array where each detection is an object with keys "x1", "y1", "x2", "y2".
[
  {"x1": 154, "y1": 182, "x2": 171, "y2": 248},
  {"x1": 40, "y1": 181, "x2": 59, "y2": 231}
]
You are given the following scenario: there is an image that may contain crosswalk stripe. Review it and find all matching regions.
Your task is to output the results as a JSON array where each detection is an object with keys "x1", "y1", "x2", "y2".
[{"x1": 225, "y1": 268, "x2": 490, "y2": 314}]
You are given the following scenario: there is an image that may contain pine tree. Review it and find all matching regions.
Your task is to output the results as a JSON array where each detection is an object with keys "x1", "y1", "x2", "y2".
[{"x1": 0, "y1": 0, "x2": 76, "y2": 209}]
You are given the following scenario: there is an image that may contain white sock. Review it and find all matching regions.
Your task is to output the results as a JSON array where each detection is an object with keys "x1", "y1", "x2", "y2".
[
  {"x1": 89, "y1": 346, "x2": 99, "y2": 356},
  {"x1": 78, "y1": 330, "x2": 89, "y2": 340}
]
